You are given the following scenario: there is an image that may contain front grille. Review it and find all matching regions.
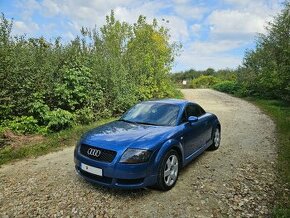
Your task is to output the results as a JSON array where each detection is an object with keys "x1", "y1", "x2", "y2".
[
  {"x1": 80, "y1": 143, "x2": 117, "y2": 163},
  {"x1": 77, "y1": 166, "x2": 113, "y2": 184},
  {"x1": 116, "y1": 178, "x2": 144, "y2": 185}
]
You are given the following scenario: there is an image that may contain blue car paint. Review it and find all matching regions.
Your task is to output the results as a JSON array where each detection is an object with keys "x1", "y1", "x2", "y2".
[{"x1": 74, "y1": 99, "x2": 220, "y2": 189}]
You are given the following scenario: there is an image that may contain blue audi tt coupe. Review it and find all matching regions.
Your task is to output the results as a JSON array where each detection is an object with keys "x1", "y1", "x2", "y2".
[{"x1": 74, "y1": 99, "x2": 221, "y2": 191}]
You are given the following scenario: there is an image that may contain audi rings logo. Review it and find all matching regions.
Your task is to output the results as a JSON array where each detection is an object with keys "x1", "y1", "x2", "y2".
[{"x1": 87, "y1": 148, "x2": 101, "y2": 157}]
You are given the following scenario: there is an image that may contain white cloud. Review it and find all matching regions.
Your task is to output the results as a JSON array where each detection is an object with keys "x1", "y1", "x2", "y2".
[
  {"x1": 190, "y1": 24, "x2": 201, "y2": 34},
  {"x1": 176, "y1": 50, "x2": 241, "y2": 71},
  {"x1": 39, "y1": 0, "x2": 141, "y2": 28},
  {"x1": 63, "y1": 31, "x2": 75, "y2": 40},
  {"x1": 208, "y1": 10, "x2": 267, "y2": 40},
  {"x1": 175, "y1": 49, "x2": 242, "y2": 71},
  {"x1": 189, "y1": 40, "x2": 244, "y2": 55},
  {"x1": 172, "y1": 0, "x2": 190, "y2": 4},
  {"x1": 161, "y1": 15, "x2": 189, "y2": 42},
  {"x1": 174, "y1": 5, "x2": 206, "y2": 20},
  {"x1": 16, "y1": 0, "x2": 41, "y2": 20},
  {"x1": 222, "y1": 0, "x2": 282, "y2": 22},
  {"x1": 224, "y1": 0, "x2": 265, "y2": 6},
  {"x1": 223, "y1": 0, "x2": 281, "y2": 12},
  {"x1": 174, "y1": 39, "x2": 245, "y2": 71},
  {"x1": 13, "y1": 20, "x2": 39, "y2": 35},
  {"x1": 42, "y1": 0, "x2": 61, "y2": 16},
  {"x1": 206, "y1": 0, "x2": 282, "y2": 41},
  {"x1": 114, "y1": 1, "x2": 165, "y2": 24}
]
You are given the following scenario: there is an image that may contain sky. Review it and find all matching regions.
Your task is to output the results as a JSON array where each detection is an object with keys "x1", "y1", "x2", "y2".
[{"x1": 0, "y1": 0, "x2": 283, "y2": 72}]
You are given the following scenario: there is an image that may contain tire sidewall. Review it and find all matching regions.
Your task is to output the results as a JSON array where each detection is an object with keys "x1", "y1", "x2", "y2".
[
  {"x1": 212, "y1": 127, "x2": 221, "y2": 149},
  {"x1": 157, "y1": 149, "x2": 180, "y2": 191}
]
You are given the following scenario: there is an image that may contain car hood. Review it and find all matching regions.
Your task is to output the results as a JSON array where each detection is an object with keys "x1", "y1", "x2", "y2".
[{"x1": 81, "y1": 120, "x2": 176, "y2": 150}]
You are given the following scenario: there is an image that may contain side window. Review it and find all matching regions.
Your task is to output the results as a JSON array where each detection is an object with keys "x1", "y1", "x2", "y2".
[
  {"x1": 180, "y1": 110, "x2": 187, "y2": 124},
  {"x1": 179, "y1": 103, "x2": 206, "y2": 124},
  {"x1": 196, "y1": 104, "x2": 206, "y2": 116},
  {"x1": 186, "y1": 104, "x2": 205, "y2": 117},
  {"x1": 186, "y1": 105, "x2": 197, "y2": 117}
]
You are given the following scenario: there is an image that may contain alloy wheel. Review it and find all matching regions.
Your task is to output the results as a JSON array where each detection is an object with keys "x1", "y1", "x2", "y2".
[
  {"x1": 214, "y1": 128, "x2": 220, "y2": 148},
  {"x1": 164, "y1": 154, "x2": 179, "y2": 186}
]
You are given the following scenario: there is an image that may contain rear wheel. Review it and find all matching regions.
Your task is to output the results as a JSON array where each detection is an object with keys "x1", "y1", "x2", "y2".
[
  {"x1": 155, "y1": 149, "x2": 180, "y2": 191},
  {"x1": 208, "y1": 127, "x2": 221, "y2": 150}
]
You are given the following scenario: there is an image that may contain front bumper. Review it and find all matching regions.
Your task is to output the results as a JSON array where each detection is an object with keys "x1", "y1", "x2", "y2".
[{"x1": 74, "y1": 149, "x2": 157, "y2": 189}]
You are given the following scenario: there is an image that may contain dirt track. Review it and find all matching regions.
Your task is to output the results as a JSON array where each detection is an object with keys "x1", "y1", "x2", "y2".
[{"x1": 0, "y1": 89, "x2": 277, "y2": 217}]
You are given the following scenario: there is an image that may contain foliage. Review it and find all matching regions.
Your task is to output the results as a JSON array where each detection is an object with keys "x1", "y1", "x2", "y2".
[
  {"x1": 2, "y1": 116, "x2": 40, "y2": 134},
  {"x1": 191, "y1": 75, "x2": 220, "y2": 88},
  {"x1": 171, "y1": 68, "x2": 237, "y2": 88},
  {"x1": 125, "y1": 16, "x2": 181, "y2": 101},
  {"x1": 213, "y1": 81, "x2": 240, "y2": 94},
  {"x1": 239, "y1": 2, "x2": 290, "y2": 102},
  {"x1": 0, "y1": 11, "x2": 180, "y2": 137},
  {"x1": 45, "y1": 109, "x2": 75, "y2": 132},
  {"x1": 171, "y1": 68, "x2": 237, "y2": 82},
  {"x1": 0, "y1": 126, "x2": 5, "y2": 147},
  {"x1": 75, "y1": 107, "x2": 95, "y2": 125},
  {"x1": 53, "y1": 63, "x2": 102, "y2": 112}
]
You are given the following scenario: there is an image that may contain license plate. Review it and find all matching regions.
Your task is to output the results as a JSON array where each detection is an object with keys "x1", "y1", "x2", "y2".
[{"x1": 81, "y1": 163, "x2": 103, "y2": 176}]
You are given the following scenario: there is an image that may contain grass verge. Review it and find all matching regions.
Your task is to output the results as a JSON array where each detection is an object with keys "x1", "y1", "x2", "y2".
[
  {"x1": 245, "y1": 98, "x2": 290, "y2": 217},
  {"x1": 0, "y1": 117, "x2": 116, "y2": 166}
]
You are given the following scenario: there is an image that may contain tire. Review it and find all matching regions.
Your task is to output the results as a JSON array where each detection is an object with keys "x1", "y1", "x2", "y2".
[
  {"x1": 208, "y1": 127, "x2": 221, "y2": 150},
  {"x1": 155, "y1": 149, "x2": 180, "y2": 191}
]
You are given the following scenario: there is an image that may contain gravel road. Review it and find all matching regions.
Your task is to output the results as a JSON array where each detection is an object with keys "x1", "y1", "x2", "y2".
[{"x1": 0, "y1": 89, "x2": 277, "y2": 217}]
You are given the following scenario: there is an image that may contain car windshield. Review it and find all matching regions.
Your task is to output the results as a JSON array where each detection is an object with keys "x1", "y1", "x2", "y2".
[{"x1": 120, "y1": 102, "x2": 180, "y2": 126}]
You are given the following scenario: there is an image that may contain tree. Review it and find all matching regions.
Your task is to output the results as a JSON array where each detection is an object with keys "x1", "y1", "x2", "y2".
[
  {"x1": 126, "y1": 15, "x2": 180, "y2": 100},
  {"x1": 241, "y1": 2, "x2": 290, "y2": 101}
]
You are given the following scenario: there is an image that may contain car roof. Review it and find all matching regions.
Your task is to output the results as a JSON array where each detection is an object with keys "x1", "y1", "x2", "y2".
[{"x1": 143, "y1": 98, "x2": 191, "y2": 106}]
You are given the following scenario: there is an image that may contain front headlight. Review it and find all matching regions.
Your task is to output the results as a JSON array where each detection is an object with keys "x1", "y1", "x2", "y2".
[{"x1": 120, "y1": 149, "x2": 152, "y2": 164}]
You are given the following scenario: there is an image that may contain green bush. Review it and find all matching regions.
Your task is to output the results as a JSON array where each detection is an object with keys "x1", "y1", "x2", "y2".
[
  {"x1": 0, "y1": 126, "x2": 7, "y2": 147},
  {"x1": 191, "y1": 75, "x2": 220, "y2": 88},
  {"x1": 53, "y1": 64, "x2": 103, "y2": 112},
  {"x1": 0, "y1": 11, "x2": 180, "y2": 137},
  {"x1": 45, "y1": 109, "x2": 75, "y2": 132},
  {"x1": 28, "y1": 93, "x2": 50, "y2": 125},
  {"x1": 2, "y1": 116, "x2": 40, "y2": 134},
  {"x1": 213, "y1": 81, "x2": 240, "y2": 94},
  {"x1": 75, "y1": 107, "x2": 95, "y2": 125}
]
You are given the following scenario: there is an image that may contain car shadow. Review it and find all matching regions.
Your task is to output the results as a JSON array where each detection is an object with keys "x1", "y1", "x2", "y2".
[
  {"x1": 178, "y1": 152, "x2": 206, "y2": 176},
  {"x1": 76, "y1": 176, "x2": 153, "y2": 198}
]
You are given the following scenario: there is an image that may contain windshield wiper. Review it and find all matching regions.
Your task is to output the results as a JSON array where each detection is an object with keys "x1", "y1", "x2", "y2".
[
  {"x1": 119, "y1": 119, "x2": 157, "y2": 126},
  {"x1": 134, "y1": 121, "x2": 158, "y2": 126},
  {"x1": 120, "y1": 119, "x2": 167, "y2": 126},
  {"x1": 119, "y1": 119, "x2": 138, "y2": 125}
]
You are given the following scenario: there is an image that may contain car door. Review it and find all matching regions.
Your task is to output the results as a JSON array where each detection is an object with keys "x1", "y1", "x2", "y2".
[
  {"x1": 180, "y1": 103, "x2": 206, "y2": 157},
  {"x1": 195, "y1": 104, "x2": 212, "y2": 145}
]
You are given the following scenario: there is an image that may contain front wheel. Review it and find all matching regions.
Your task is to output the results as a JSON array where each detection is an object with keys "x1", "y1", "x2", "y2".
[
  {"x1": 208, "y1": 127, "x2": 221, "y2": 150},
  {"x1": 155, "y1": 149, "x2": 180, "y2": 191}
]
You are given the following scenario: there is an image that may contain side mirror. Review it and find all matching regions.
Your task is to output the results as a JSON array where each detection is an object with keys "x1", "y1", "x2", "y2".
[{"x1": 188, "y1": 116, "x2": 198, "y2": 124}]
